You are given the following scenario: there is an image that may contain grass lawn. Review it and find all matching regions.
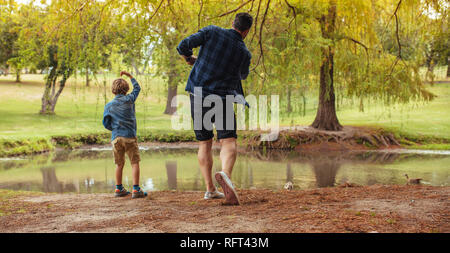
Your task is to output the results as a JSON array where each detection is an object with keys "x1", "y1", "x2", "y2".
[
  {"x1": 0, "y1": 74, "x2": 174, "y2": 139},
  {"x1": 0, "y1": 72, "x2": 449, "y2": 143},
  {"x1": 280, "y1": 82, "x2": 450, "y2": 140}
]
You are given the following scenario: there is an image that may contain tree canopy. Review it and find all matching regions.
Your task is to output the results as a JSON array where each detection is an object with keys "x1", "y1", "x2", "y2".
[{"x1": 0, "y1": 0, "x2": 448, "y2": 128}]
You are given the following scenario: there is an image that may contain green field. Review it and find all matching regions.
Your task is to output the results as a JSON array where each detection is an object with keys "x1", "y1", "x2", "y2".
[{"x1": 0, "y1": 71, "x2": 449, "y2": 145}]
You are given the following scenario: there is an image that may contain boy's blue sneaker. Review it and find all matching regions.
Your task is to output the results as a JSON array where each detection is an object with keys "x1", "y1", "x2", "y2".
[
  {"x1": 114, "y1": 187, "x2": 130, "y2": 197},
  {"x1": 132, "y1": 188, "x2": 148, "y2": 199}
]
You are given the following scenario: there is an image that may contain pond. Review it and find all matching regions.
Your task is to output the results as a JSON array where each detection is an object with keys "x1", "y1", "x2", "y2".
[{"x1": 0, "y1": 147, "x2": 449, "y2": 193}]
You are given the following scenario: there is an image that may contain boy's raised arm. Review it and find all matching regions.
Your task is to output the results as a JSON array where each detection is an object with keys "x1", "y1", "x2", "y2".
[{"x1": 120, "y1": 71, "x2": 141, "y2": 102}]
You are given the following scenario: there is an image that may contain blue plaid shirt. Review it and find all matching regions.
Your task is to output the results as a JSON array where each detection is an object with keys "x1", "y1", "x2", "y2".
[
  {"x1": 102, "y1": 78, "x2": 140, "y2": 141},
  {"x1": 177, "y1": 25, "x2": 251, "y2": 99}
]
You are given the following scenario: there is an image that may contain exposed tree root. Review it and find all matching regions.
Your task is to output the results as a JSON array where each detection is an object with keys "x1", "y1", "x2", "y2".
[{"x1": 243, "y1": 126, "x2": 402, "y2": 150}]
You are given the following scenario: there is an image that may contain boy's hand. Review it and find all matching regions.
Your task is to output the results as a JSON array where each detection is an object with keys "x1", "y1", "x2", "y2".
[{"x1": 120, "y1": 71, "x2": 133, "y2": 79}]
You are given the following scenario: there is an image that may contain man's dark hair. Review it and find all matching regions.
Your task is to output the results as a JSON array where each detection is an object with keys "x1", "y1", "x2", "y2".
[{"x1": 233, "y1": 12, "x2": 253, "y2": 31}]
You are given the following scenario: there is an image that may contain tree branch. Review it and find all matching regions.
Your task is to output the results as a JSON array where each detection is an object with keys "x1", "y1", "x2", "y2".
[
  {"x1": 198, "y1": 0, "x2": 203, "y2": 31},
  {"x1": 149, "y1": 0, "x2": 165, "y2": 21},
  {"x1": 251, "y1": 0, "x2": 271, "y2": 73},
  {"x1": 284, "y1": 0, "x2": 296, "y2": 16},
  {"x1": 250, "y1": 0, "x2": 262, "y2": 44},
  {"x1": 344, "y1": 37, "x2": 369, "y2": 52},
  {"x1": 344, "y1": 36, "x2": 370, "y2": 75},
  {"x1": 217, "y1": 0, "x2": 254, "y2": 17},
  {"x1": 393, "y1": 0, "x2": 402, "y2": 59},
  {"x1": 133, "y1": 0, "x2": 165, "y2": 44},
  {"x1": 45, "y1": 0, "x2": 90, "y2": 43}
]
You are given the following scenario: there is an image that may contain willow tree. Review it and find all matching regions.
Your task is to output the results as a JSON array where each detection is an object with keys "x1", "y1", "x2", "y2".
[
  {"x1": 422, "y1": 3, "x2": 449, "y2": 80},
  {"x1": 0, "y1": 1, "x2": 22, "y2": 81},
  {"x1": 13, "y1": 0, "x2": 123, "y2": 114},
  {"x1": 0, "y1": 16, "x2": 18, "y2": 78},
  {"x1": 140, "y1": 0, "x2": 208, "y2": 115},
  {"x1": 276, "y1": 0, "x2": 441, "y2": 131},
  {"x1": 37, "y1": 0, "x2": 81, "y2": 114},
  {"x1": 0, "y1": 1, "x2": 14, "y2": 76},
  {"x1": 75, "y1": 1, "x2": 118, "y2": 87},
  {"x1": 311, "y1": 1, "x2": 341, "y2": 130}
]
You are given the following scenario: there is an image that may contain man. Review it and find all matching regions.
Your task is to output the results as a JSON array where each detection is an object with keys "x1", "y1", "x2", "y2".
[{"x1": 177, "y1": 13, "x2": 253, "y2": 205}]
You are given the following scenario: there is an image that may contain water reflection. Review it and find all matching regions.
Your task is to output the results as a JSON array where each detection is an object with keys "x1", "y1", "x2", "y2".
[
  {"x1": 166, "y1": 161, "x2": 177, "y2": 190},
  {"x1": 286, "y1": 163, "x2": 293, "y2": 183},
  {"x1": 192, "y1": 170, "x2": 201, "y2": 191},
  {"x1": 311, "y1": 160, "x2": 341, "y2": 188},
  {"x1": 41, "y1": 166, "x2": 77, "y2": 193},
  {"x1": 248, "y1": 163, "x2": 254, "y2": 188},
  {"x1": 0, "y1": 148, "x2": 448, "y2": 193}
]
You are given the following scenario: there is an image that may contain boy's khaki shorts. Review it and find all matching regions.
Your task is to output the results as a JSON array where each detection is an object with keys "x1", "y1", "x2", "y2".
[{"x1": 112, "y1": 137, "x2": 140, "y2": 166}]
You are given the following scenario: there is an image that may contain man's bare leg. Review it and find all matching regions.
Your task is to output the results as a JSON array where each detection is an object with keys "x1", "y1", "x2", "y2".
[
  {"x1": 215, "y1": 137, "x2": 240, "y2": 205},
  {"x1": 219, "y1": 138, "x2": 237, "y2": 178},
  {"x1": 198, "y1": 139, "x2": 215, "y2": 192}
]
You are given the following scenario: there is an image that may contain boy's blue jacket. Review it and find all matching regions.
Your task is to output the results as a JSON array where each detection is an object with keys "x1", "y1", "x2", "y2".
[{"x1": 103, "y1": 78, "x2": 140, "y2": 141}]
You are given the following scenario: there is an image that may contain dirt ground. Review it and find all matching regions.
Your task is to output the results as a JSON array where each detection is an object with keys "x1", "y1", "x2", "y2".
[{"x1": 0, "y1": 185, "x2": 448, "y2": 233}]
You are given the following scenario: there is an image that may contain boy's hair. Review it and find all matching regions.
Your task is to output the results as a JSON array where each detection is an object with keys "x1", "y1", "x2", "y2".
[
  {"x1": 112, "y1": 78, "x2": 129, "y2": 95},
  {"x1": 234, "y1": 12, "x2": 253, "y2": 32}
]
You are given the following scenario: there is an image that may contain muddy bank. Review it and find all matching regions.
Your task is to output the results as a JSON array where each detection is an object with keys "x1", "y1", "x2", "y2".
[{"x1": 0, "y1": 185, "x2": 448, "y2": 233}]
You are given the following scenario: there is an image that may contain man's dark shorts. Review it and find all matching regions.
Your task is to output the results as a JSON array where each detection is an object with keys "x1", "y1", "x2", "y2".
[{"x1": 190, "y1": 94, "x2": 237, "y2": 141}]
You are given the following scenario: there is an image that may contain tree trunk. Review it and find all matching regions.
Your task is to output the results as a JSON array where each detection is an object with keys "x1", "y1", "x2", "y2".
[
  {"x1": 286, "y1": 87, "x2": 292, "y2": 113},
  {"x1": 311, "y1": 1, "x2": 343, "y2": 131},
  {"x1": 302, "y1": 94, "x2": 306, "y2": 116},
  {"x1": 425, "y1": 52, "x2": 435, "y2": 82},
  {"x1": 447, "y1": 57, "x2": 450, "y2": 77},
  {"x1": 40, "y1": 68, "x2": 56, "y2": 114},
  {"x1": 15, "y1": 70, "x2": 20, "y2": 83},
  {"x1": 132, "y1": 58, "x2": 141, "y2": 76},
  {"x1": 85, "y1": 68, "x2": 90, "y2": 87},
  {"x1": 164, "y1": 72, "x2": 178, "y2": 115},
  {"x1": 40, "y1": 69, "x2": 69, "y2": 114}
]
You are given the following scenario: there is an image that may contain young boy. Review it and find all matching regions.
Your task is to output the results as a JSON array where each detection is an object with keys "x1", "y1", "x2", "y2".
[{"x1": 103, "y1": 71, "x2": 147, "y2": 198}]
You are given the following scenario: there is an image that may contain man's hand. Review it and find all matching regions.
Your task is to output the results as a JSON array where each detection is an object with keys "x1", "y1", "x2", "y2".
[
  {"x1": 120, "y1": 71, "x2": 133, "y2": 79},
  {"x1": 183, "y1": 55, "x2": 197, "y2": 66}
]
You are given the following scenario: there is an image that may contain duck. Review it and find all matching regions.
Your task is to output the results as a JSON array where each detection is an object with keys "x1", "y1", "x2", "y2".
[
  {"x1": 284, "y1": 181, "x2": 294, "y2": 190},
  {"x1": 404, "y1": 174, "x2": 422, "y2": 185}
]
